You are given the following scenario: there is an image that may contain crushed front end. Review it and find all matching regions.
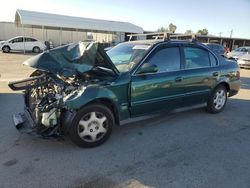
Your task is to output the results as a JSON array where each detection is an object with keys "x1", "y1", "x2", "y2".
[
  {"x1": 8, "y1": 42, "x2": 118, "y2": 138},
  {"x1": 9, "y1": 72, "x2": 77, "y2": 137}
]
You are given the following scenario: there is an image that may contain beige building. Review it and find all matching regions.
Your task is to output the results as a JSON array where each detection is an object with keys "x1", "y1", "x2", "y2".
[{"x1": 0, "y1": 9, "x2": 143, "y2": 47}]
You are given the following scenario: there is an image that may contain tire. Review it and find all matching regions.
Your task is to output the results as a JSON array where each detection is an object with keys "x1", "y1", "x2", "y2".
[
  {"x1": 207, "y1": 85, "x2": 228, "y2": 114},
  {"x1": 33, "y1": 46, "x2": 40, "y2": 53},
  {"x1": 69, "y1": 104, "x2": 114, "y2": 148},
  {"x1": 2, "y1": 46, "x2": 10, "y2": 53}
]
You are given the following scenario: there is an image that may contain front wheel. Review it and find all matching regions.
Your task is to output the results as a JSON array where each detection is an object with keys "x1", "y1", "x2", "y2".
[
  {"x1": 207, "y1": 85, "x2": 227, "y2": 113},
  {"x1": 2, "y1": 46, "x2": 10, "y2": 53},
  {"x1": 69, "y1": 104, "x2": 114, "y2": 148}
]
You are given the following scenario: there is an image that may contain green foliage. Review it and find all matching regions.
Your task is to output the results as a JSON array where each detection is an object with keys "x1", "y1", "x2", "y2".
[
  {"x1": 168, "y1": 23, "x2": 177, "y2": 33},
  {"x1": 197, "y1": 28, "x2": 209, "y2": 35},
  {"x1": 157, "y1": 23, "x2": 177, "y2": 33},
  {"x1": 185, "y1": 30, "x2": 194, "y2": 34},
  {"x1": 157, "y1": 27, "x2": 168, "y2": 32}
]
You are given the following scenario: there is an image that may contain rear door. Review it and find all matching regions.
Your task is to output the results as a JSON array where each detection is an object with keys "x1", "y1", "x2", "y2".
[
  {"x1": 180, "y1": 44, "x2": 220, "y2": 106},
  {"x1": 130, "y1": 44, "x2": 186, "y2": 116},
  {"x1": 25, "y1": 37, "x2": 37, "y2": 51}
]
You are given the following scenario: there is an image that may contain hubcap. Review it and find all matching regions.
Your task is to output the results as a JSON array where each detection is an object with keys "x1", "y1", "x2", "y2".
[
  {"x1": 213, "y1": 89, "x2": 226, "y2": 110},
  {"x1": 34, "y1": 48, "x2": 39, "y2": 53},
  {"x1": 3, "y1": 47, "x2": 9, "y2": 52},
  {"x1": 78, "y1": 112, "x2": 107, "y2": 142}
]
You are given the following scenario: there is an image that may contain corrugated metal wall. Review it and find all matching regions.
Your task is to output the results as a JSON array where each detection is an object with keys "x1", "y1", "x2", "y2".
[{"x1": 0, "y1": 22, "x2": 122, "y2": 46}]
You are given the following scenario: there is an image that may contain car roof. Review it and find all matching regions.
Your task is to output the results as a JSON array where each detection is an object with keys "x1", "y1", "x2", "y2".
[{"x1": 7, "y1": 36, "x2": 37, "y2": 40}]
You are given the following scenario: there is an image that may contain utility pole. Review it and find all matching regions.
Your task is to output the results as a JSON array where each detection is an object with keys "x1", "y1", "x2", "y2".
[
  {"x1": 219, "y1": 32, "x2": 222, "y2": 37},
  {"x1": 230, "y1": 29, "x2": 233, "y2": 38}
]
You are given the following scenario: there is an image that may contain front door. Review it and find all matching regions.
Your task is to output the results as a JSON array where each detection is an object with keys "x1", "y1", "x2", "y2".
[
  {"x1": 130, "y1": 45, "x2": 185, "y2": 116},
  {"x1": 9, "y1": 37, "x2": 24, "y2": 51}
]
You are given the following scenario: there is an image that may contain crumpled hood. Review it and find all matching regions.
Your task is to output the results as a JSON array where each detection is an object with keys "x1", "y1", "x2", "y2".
[{"x1": 23, "y1": 42, "x2": 118, "y2": 77}]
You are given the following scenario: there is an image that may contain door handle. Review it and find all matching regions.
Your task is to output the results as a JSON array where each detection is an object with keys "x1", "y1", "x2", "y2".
[
  {"x1": 213, "y1": 72, "x2": 219, "y2": 76},
  {"x1": 175, "y1": 77, "x2": 183, "y2": 82}
]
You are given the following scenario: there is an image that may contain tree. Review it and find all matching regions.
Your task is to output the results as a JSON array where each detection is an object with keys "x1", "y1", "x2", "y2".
[
  {"x1": 157, "y1": 27, "x2": 168, "y2": 32},
  {"x1": 197, "y1": 28, "x2": 209, "y2": 35},
  {"x1": 168, "y1": 23, "x2": 177, "y2": 33},
  {"x1": 156, "y1": 23, "x2": 177, "y2": 33},
  {"x1": 185, "y1": 30, "x2": 194, "y2": 35}
]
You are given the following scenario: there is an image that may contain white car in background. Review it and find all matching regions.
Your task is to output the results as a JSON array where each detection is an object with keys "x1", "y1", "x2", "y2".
[
  {"x1": 237, "y1": 52, "x2": 250, "y2": 69},
  {"x1": 226, "y1": 46, "x2": 250, "y2": 60},
  {"x1": 0, "y1": 36, "x2": 46, "y2": 53}
]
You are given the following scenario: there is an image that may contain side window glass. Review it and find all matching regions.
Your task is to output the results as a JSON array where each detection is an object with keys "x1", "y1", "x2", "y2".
[
  {"x1": 184, "y1": 47, "x2": 210, "y2": 69},
  {"x1": 209, "y1": 52, "x2": 217, "y2": 66},
  {"x1": 145, "y1": 47, "x2": 180, "y2": 73},
  {"x1": 14, "y1": 38, "x2": 23, "y2": 43},
  {"x1": 25, "y1": 38, "x2": 37, "y2": 42}
]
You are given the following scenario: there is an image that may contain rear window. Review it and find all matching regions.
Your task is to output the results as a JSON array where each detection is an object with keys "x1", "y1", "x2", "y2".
[{"x1": 25, "y1": 38, "x2": 37, "y2": 42}]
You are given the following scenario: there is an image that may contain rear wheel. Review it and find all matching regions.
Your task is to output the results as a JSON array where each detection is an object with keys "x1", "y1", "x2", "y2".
[
  {"x1": 69, "y1": 104, "x2": 114, "y2": 148},
  {"x1": 207, "y1": 85, "x2": 227, "y2": 113},
  {"x1": 33, "y1": 46, "x2": 40, "y2": 53},
  {"x1": 2, "y1": 46, "x2": 10, "y2": 53}
]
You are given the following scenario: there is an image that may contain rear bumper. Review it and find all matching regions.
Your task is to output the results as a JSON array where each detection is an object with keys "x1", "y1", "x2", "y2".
[{"x1": 228, "y1": 80, "x2": 241, "y2": 97}]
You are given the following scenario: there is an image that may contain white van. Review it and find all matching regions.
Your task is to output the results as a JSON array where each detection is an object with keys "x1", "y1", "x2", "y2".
[{"x1": 0, "y1": 36, "x2": 46, "y2": 53}]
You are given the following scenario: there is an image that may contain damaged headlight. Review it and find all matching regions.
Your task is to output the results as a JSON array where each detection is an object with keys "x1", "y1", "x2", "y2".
[{"x1": 38, "y1": 93, "x2": 63, "y2": 127}]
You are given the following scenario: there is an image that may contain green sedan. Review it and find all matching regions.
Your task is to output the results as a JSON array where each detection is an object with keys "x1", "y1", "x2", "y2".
[{"x1": 9, "y1": 40, "x2": 240, "y2": 148}]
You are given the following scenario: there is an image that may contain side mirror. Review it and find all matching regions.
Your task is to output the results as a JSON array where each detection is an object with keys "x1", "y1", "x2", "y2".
[{"x1": 137, "y1": 63, "x2": 158, "y2": 74}]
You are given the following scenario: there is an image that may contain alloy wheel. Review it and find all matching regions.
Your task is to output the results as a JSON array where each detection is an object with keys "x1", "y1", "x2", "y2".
[{"x1": 213, "y1": 89, "x2": 226, "y2": 110}]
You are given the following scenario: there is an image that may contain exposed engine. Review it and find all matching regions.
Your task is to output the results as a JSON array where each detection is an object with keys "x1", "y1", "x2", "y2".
[{"x1": 9, "y1": 69, "x2": 107, "y2": 137}]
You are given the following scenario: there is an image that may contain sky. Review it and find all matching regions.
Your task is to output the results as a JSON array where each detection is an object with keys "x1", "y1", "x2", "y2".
[{"x1": 0, "y1": 0, "x2": 249, "y2": 38}]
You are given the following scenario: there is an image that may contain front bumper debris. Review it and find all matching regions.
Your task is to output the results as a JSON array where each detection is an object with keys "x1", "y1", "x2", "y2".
[
  {"x1": 13, "y1": 108, "x2": 36, "y2": 134},
  {"x1": 12, "y1": 108, "x2": 61, "y2": 138}
]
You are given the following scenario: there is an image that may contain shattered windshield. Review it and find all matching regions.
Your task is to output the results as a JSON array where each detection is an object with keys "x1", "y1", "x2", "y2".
[{"x1": 107, "y1": 43, "x2": 152, "y2": 72}]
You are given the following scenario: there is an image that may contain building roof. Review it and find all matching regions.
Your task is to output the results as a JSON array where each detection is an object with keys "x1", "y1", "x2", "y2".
[{"x1": 15, "y1": 9, "x2": 143, "y2": 33}]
